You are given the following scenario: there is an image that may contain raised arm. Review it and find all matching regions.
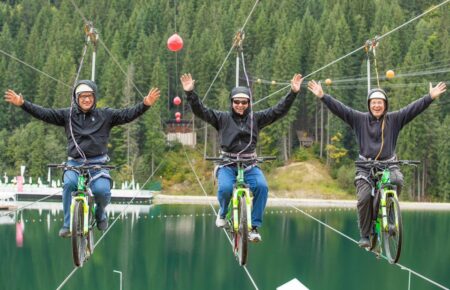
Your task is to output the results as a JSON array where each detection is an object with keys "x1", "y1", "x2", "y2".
[
  {"x1": 308, "y1": 80, "x2": 360, "y2": 126},
  {"x1": 4, "y1": 89, "x2": 66, "y2": 125},
  {"x1": 394, "y1": 82, "x2": 446, "y2": 128},
  {"x1": 256, "y1": 73, "x2": 303, "y2": 128},
  {"x1": 110, "y1": 87, "x2": 160, "y2": 125},
  {"x1": 180, "y1": 73, "x2": 220, "y2": 129}
]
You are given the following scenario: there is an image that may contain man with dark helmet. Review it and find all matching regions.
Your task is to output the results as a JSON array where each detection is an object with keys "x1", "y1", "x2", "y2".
[
  {"x1": 307, "y1": 80, "x2": 447, "y2": 247},
  {"x1": 4, "y1": 81, "x2": 160, "y2": 237},
  {"x1": 180, "y1": 73, "x2": 304, "y2": 242}
]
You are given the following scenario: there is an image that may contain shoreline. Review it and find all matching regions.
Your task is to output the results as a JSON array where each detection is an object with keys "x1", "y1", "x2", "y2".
[{"x1": 153, "y1": 194, "x2": 450, "y2": 211}]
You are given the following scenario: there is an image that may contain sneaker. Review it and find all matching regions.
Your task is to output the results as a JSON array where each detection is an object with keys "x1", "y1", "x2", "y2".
[
  {"x1": 358, "y1": 236, "x2": 370, "y2": 248},
  {"x1": 58, "y1": 227, "x2": 71, "y2": 238},
  {"x1": 248, "y1": 227, "x2": 262, "y2": 243},
  {"x1": 97, "y1": 218, "x2": 108, "y2": 231},
  {"x1": 215, "y1": 215, "x2": 227, "y2": 228}
]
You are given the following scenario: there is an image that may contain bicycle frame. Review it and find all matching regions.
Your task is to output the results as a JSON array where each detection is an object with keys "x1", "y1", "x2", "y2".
[
  {"x1": 69, "y1": 173, "x2": 93, "y2": 236},
  {"x1": 229, "y1": 163, "x2": 253, "y2": 232}
]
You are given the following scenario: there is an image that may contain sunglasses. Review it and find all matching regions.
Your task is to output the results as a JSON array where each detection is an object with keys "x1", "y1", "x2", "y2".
[{"x1": 233, "y1": 99, "x2": 249, "y2": 105}]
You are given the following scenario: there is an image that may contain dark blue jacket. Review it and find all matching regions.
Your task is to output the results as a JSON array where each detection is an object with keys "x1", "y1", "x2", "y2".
[
  {"x1": 185, "y1": 90, "x2": 298, "y2": 154},
  {"x1": 21, "y1": 80, "x2": 150, "y2": 158}
]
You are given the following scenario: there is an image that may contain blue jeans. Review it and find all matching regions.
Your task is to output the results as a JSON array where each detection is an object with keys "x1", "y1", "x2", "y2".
[
  {"x1": 216, "y1": 166, "x2": 268, "y2": 228},
  {"x1": 62, "y1": 156, "x2": 112, "y2": 228}
]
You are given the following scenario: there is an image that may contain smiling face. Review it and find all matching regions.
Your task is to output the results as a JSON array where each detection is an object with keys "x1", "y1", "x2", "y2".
[
  {"x1": 232, "y1": 97, "x2": 249, "y2": 115},
  {"x1": 369, "y1": 98, "x2": 386, "y2": 119},
  {"x1": 77, "y1": 92, "x2": 95, "y2": 112}
]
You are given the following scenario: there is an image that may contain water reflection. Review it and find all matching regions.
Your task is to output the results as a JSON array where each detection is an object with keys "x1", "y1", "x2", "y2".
[{"x1": 0, "y1": 205, "x2": 448, "y2": 290}]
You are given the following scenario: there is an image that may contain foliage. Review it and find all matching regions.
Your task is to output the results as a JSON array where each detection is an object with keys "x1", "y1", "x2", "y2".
[{"x1": 0, "y1": 0, "x2": 448, "y2": 199}]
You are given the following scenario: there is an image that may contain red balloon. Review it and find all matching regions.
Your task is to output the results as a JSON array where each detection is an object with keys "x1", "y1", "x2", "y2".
[
  {"x1": 175, "y1": 112, "x2": 181, "y2": 118},
  {"x1": 175, "y1": 117, "x2": 181, "y2": 123},
  {"x1": 173, "y1": 96, "x2": 181, "y2": 106},
  {"x1": 167, "y1": 33, "x2": 183, "y2": 52}
]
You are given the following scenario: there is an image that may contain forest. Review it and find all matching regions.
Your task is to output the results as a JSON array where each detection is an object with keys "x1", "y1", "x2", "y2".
[{"x1": 0, "y1": 0, "x2": 448, "y2": 199}]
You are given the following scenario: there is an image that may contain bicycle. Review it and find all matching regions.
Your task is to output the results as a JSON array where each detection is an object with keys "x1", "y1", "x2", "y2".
[
  {"x1": 206, "y1": 156, "x2": 275, "y2": 266},
  {"x1": 354, "y1": 159, "x2": 420, "y2": 264},
  {"x1": 48, "y1": 163, "x2": 115, "y2": 267}
]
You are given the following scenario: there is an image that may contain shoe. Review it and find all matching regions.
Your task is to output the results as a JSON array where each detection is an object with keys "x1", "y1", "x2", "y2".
[
  {"x1": 358, "y1": 237, "x2": 370, "y2": 248},
  {"x1": 215, "y1": 215, "x2": 227, "y2": 228},
  {"x1": 248, "y1": 227, "x2": 262, "y2": 243},
  {"x1": 58, "y1": 227, "x2": 71, "y2": 238},
  {"x1": 97, "y1": 218, "x2": 108, "y2": 231}
]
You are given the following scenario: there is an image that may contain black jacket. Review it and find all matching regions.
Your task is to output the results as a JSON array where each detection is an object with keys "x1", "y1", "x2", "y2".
[
  {"x1": 21, "y1": 80, "x2": 150, "y2": 158},
  {"x1": 321, "y1": 94, "x2": 434, "y2": 160},
  {"x1": 185, "y1": 90, "x2": 298, "y2": 154}
]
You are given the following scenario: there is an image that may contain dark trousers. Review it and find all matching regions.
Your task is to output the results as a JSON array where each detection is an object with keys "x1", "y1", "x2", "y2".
[{"x1": 355, "y1": 168, "x2": 404, "y2": 238}]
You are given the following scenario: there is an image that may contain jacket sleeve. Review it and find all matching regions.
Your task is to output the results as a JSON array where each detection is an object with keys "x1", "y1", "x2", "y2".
[
  {"x1": 321, "y1": 94, "x2": 360, "y2": 128},
  {"x1": 21, "y1": 101, "x2": 66, "y2": 126},
  {"x1": 109, "y1": 102, "x2": 150, "y2": 126},
  {"x1": 392, "y1": 94, "x2": 433, "y2": 129},
  {"x1": 185, "y1": 90, "x2": 220, "y2": 129},
  {"x1": 255, "y1": 90, "x2": 298, "y2": 129}
]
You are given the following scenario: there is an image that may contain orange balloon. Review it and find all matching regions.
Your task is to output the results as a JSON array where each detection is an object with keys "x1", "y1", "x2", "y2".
[
  {"x1": 386, "y1": 70, "x2": 395, "y2": 79},
  {"x1": 325, "y1": 79, "x2": 332, "y2": 86}
]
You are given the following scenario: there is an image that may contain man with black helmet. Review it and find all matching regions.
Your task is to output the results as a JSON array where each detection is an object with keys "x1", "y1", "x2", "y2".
[
  {"x1": 4, "y1": 81, "x2": 160, "y2": 237},
  {"x1": 307, "y1": 80, "x2": 447, "y2": 247},
  {"x1": 180, "y1": 73, "x2": 303, "y2": 242}
]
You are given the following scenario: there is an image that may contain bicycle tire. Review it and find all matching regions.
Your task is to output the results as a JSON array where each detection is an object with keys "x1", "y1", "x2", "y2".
[
  {"x1": 72, "y1": 200, "x2": 87, "y2": 267},
  {"x1": 383, "y1": 196, "x2": 403, "y2": 263},
  {"x1": 236, "y1": 195, "x2": 248, "y2": 266}
]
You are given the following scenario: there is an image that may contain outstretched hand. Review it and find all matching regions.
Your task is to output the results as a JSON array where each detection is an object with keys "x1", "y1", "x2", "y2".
[
  {"x1": 429, "y1": 82, "x2": 447, "y2": 100},
  {"x1": 4, "y1": 89, "x2": 24, "y2": 106},
  {"x1": 144, "y1": 87, "x2": 160, "y2": 106},
  {"x1": 307, "y1": 80, "x2": 324, "y2": 98},
  {"x1": 291, "y1": 74, "x2": 304, "y2": 93},
  {"x1": 180, "y1": 73, "x2": 195, "y2": 92}
]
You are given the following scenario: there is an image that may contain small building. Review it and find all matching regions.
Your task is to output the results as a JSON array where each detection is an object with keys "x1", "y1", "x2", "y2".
[
  {"x1": 296, "y1": 130, "x2": 314, "y2": 148},
  {"x1": 166, "y1": 119, "x2": 196, "y2": 147}
]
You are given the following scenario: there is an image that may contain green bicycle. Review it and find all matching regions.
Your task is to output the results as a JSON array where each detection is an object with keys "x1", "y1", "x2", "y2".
[
  {"x1": 48, "y1": 163, "x2": 115, "y2": 267},
  {"x1": 206, "y1": 156, "x2": 275, "y2": 266},
  {"x1": 355, "y1": 159, "x2": 420, "y2": 264}
]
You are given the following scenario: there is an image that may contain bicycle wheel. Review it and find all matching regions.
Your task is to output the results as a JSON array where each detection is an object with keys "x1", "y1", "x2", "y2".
[
  {"x1": 72, "y1": 200, "x2": 87, "y2": 267},
  {"x1": 235, "y1": 195, "x2": 248, "y2": 266},
  {"x1": 382, "y1": 196, "x2": 403, "y2": 263}
]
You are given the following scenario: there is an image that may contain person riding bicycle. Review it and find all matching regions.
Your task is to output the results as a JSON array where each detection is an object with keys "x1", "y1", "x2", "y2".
[
  {"x1": 4, "y1": 80, "x2": 160, "y2": 237},
  {"x1": 307, "y1": 80, "x2": 447, "y2": 248},
  {"x1": 181, "y1": 73, "x2": 304, "y2": 242}
]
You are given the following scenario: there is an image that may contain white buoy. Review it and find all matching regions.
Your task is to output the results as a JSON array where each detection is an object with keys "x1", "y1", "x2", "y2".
[{"x1": 277, "y1": 278, "x2": 309, "y2": 290}]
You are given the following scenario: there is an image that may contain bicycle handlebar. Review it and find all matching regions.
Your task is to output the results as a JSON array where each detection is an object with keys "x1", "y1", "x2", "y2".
[
  {"x1": 354, "y1": 160, "x2": 421, "y2": 166},
  {"x1": 205, "y1": 156, "x2": 276, "y2": 163},
  {"x1": 48, "y1": 163, "x2": 116, "y2": 170}
]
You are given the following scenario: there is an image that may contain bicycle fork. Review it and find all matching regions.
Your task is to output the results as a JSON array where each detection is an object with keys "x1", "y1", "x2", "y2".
[
  {"x1": 69, "y1": 196, "x2": 89, "y2": 235},
  {"x1": 380, "y1": 189, "x2": 397, "y2": 231},
  {"x1": 232, "y1": 188, "x2": 253, "y2": 232}
]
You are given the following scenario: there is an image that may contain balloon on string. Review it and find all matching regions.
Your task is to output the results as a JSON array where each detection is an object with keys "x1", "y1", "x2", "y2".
[
  {"x1": 386, "y1": 70, "x2": 395, "y2": 80},
  {"x1": 173, "y1": 96, "x2": 181, "y2": 106},
  {"x1": 175, "y1": 112, "x2": 181, "y2": 118},
  {"x1": 167, "y1": 33, "x2": 183, "y2": 52}
]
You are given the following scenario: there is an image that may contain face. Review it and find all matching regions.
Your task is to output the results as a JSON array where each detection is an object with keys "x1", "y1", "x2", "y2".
[
  {"x1": 369, "y1": 98, "x2": 386, "y2": 119},
  {"x1": 78, "y1": 92, "x2": 95, "y2": 112},
  {"x1": 232, "y1": 97, "x2": 249, "y2": 115}
]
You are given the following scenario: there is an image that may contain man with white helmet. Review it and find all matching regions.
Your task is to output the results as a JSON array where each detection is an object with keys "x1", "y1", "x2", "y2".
[
  {"x1": 5, "y1": 80, "x2": 160, "y2": 237},
  {"x1": 307, "y1": 80, "x2": 447, "y2": 247}
]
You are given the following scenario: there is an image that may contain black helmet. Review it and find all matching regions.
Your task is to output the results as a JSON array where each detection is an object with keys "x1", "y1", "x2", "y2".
[
  {"x1": 230, "y1": 86, "x2": 251, "y2": 100},
  {"x1": 367, "y1": 88, "x2": 388, "y2": 113}
]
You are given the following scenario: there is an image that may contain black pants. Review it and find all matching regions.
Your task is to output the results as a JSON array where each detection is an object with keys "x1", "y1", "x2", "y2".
[{"x1": 355, "y1": 167, "x2": 404, "y2": 238}]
